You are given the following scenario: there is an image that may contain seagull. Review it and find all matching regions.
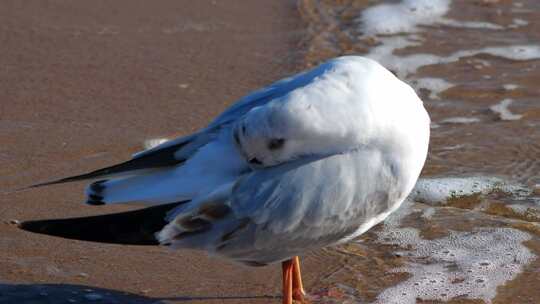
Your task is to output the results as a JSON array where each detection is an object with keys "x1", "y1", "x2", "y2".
[{"x1": 21, "y1": 56, "x2": 430, "y2": 303}]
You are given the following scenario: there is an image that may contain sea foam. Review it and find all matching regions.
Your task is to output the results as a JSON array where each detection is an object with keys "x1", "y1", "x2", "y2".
[
  {"x1": 490, "y1": 99, "x2": 523, "y2": 121},
  {"x1": 357, "y1": 0, "x2": 540, "y2": 101},
  {"x1": 360, "y1": 0, "x2": 451, "y2": 36},
  {"x1": 375, "y1": 227, "x2": 534, "y2": 304},
  {"x1": 409, "y1": 176, "x2": 532, "y2": 206}
]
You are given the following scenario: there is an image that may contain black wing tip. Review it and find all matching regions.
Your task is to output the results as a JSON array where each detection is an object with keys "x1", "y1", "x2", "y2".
[
  {"x1": 3, "y1": 180, "x2": 71, "y2": 194},
  {"x1": 86, "y1": 194, "x2": 105, "y2": 206},
  {"x1": 23, "y1": 137, "x2": 191, "y2": 190},
  {"x1": 85, "y1": 179, "x2": 108, "y2": 205},
  {"x1": 26, "y1": 171, "x2": 112, "y2": 190},
  {"x1": 89, "y1": 180, "x2": 107, "y2": 193},
  {"x1": 24, "y1": 173, "x2": 99, "y2": 190},
  {"x1": 24, "y1": 178, "x2": 75, "y2": 190}
]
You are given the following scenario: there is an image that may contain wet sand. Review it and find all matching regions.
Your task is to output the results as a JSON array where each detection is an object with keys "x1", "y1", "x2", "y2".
[
  {"x1": 0, "y1": 1, "x2": 325, "y2": 303},
  {"x1": 3, "y1": 1, "x2": 540, "y2": 303}
]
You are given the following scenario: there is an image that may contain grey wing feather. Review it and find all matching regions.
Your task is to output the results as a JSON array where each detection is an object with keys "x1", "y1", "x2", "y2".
[
  {"x1": 228, "y1": 149, "x2": 396, "y2": 258},
  {"x1": 206, "y1": 69, "x2": 314, "y2": 128},
  {"x1": 160, "y1": 150, "x2": 392, "y2": 264},
  {"x1": 28, "y1": 133, "x2": 203, "y2": 188},
  {"x1": 232, "y1": 154, "x2": 359, "y2": 235},
  {"x1": 28, "y1": 137, "x2": 193, "y2": 188}
]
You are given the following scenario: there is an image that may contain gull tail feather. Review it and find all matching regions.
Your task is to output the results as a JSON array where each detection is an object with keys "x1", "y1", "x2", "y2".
[
  {"x1": 19, "y1": 201, "x2": 188, "y2": 245},
  {"x1": 84, "y1": 168, "x2": 193, "y2": 206}
]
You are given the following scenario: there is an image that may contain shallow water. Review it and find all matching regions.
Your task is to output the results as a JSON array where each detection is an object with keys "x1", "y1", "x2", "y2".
[{"x1": 298, "y1": 0, "x2": 540, "y2": 302}]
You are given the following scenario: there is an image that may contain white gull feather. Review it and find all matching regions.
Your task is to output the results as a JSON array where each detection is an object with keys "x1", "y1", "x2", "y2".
[
  {"x1": 128, "y1": 56, "x2": 431, "y2": 264},
  {"x1": 48, "y1": 56, "x2": 431, "y2": 265}
]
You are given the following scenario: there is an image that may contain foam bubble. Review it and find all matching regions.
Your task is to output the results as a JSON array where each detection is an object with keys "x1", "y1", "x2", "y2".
[
  {"x1": 440, "y1": 117, "x2": 481, "y2": 124},
  {"x1": 375, "y1": 227, "x2": 534, "y2": 304},
  {"x1": 490, "y1": 99, "x2": 523, "y2": 121},
  {"x1": 509, "y1": 18, "x2": 529, "y2": 28},
  {"x1": 409, "y1": 176, "x2": 532, "y2": 206},
  {"x1": 366, "y1": 36, "x2": 437, "y2": 78},
  {"x1": 439, "y1": 18, "x2": 504, "y2": 30},
  {"x1": 503, "y1": 84, "x2": 520, "y2": 91},
  {"x1": 475, "y1": 45, "x2": 540, "y2": 61},
  {"x1": 413, "y1": 77, "x2": 454, "y2": 99},
  {"x1": 360, "y1": 0, "x2": 451, "y2": 36},
  {"x1": 421, "y1": 207, "x2": 436, "y2": 219},
  {"x1": 509, "y1": 204, "x2": 529, "y2": 215},
  {"x1": 439, "y1": 144, "x2": 466, "y2": 151}
]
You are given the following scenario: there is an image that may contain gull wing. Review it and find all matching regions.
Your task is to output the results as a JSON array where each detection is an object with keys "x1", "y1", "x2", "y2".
[
  {"x1": 226, "y1": 149, "x2": 396, "y2": 259},
  {"x1": 157, "y1": 149, "x2": 396, "y2": 264}
]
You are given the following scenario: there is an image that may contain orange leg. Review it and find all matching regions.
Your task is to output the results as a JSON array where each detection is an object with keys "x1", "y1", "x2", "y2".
[
  {"x1": 292, "y1": 256, "x2": 306, "y2": 301},
  {"x1": 282, "y1": 259, "x2": 294, "y2": 304}
]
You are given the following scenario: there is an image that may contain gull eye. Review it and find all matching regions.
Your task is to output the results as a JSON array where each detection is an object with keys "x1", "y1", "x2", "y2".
[{"x1": 267, "y1": 138, "x2": 285, "y2": 150}]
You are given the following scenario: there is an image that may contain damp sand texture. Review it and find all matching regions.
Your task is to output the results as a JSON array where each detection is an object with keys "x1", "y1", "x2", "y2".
[{"x1": 2, "y1": 0, "x2": 540, "y2": 304}]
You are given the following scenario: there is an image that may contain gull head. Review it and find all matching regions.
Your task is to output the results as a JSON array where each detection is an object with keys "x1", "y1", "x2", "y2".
[
  {"x1": 232, "y1": 104, "x2": 300, "y2": 169},
  {"x1": 231, "y1": 93, "x2": 364, "y2": 169},
  {"x1": 232, "y1": 56, "x2": 431, "y2": 171}
]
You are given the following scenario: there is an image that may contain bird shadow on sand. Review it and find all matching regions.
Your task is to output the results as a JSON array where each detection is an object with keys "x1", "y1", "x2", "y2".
[{"x1": 0, "y1": 283, "x2": 280, "y2": 303}]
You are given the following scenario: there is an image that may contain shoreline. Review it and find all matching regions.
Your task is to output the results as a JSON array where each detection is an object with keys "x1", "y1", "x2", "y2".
[{"x1": 0, "y1": 1, "x2": 309, "y2": 302}]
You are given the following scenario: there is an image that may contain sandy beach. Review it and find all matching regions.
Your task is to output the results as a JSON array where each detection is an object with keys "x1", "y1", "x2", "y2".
[
  {"x1": 3, "y1": 0, "x2": 540, "y2": 303},
  {"x1": 0, "y1": 1, "x2": 319, "y2": 303}
]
